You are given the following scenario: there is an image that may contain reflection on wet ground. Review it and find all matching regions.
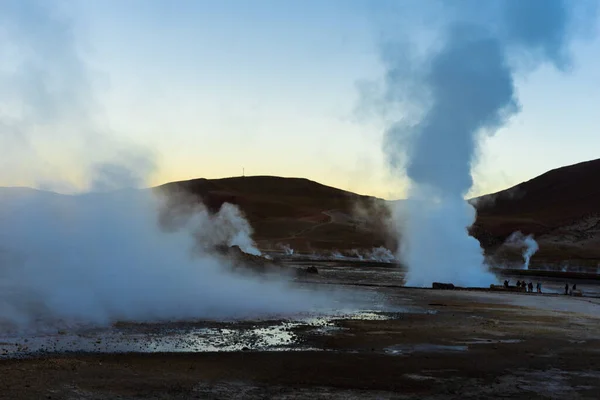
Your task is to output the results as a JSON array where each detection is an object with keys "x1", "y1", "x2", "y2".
[
  {"x1": 2, "y1": 261, "x2": 599, "y2": 360},
  {"x1": 3, "y1": 261, "x2": 600, "y2": 400},
  {"x1": 384, "y1": 344, "x2": 469, "y2": 355},
  {"x1": 0, "y1": 310, "x2": 398, "y2": 358}
]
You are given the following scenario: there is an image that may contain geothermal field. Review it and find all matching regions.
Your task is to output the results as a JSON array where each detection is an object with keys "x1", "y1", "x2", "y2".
[
  {"x1": 2, "y1": 0, "x2": 600, "y2": 399},
  {"x1": 1, "y1": 184, "x2": 600, "y2": 399},
  {"x1": 2, "y1": 256, "x2": 600, "y2": 399}
]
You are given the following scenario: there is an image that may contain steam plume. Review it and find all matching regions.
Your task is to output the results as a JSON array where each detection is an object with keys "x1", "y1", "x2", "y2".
[
  {"x1": 368, "y1": 246, "x2": 396, "y2": 263},
  {"x1": 505, "y1": 232, "x2": 540, "y2": 270},
  {"x1": 277, "y1": 244, "x2": 295, "y2": 256},
  {"x1": 366, "y1": 0, "x2": 595, "y2": 286},
  {"x1": 0, "y1": 1, "x2": 333, "y2": 333},
  {"x1": 158, "y1": 193, "x2": 262, "y2": 256},
  {"x1": 0, "y1": 189, "x2": 330, "y2": 333}
]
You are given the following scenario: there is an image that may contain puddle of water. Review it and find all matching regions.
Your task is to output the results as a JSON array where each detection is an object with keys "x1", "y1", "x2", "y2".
[
  {"x1": 403, "y1": 373, "x2": 437, "y2": 381},
  {"x1": 455, "y1": 338, "x2": 522, "y2": 345},
  {"x1": 333, "y1": 311, "x2": 391, "y2": 321},
  {"x1": 0, "y1": 323, "x2": 304, "y2": 357},
  {"x1": 0, "y1": 306, "x2": 444, "y2": 359},
  {"x1": 384, "y1": 343, "x2": 468, "y2": 355},
  {"x1": 0, "y1": 310, "x2": 402, "y2": 358}
]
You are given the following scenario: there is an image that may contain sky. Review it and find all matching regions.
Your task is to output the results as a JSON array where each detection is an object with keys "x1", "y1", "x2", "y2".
[{"x1": 1, "y1": 0, "x2": 599, "y2": 199}]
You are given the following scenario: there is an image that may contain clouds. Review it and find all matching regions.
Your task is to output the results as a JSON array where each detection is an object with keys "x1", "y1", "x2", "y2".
[
  {"x1": 89, "y1": 150, "x2": 157, "y2": 192},
  {"x1": 0, "y1": 0, "x2": 158, "y2": 192},
  {"x1": 364, "y1": 0, "x2": 598, "y2": 196},
  {"x1": 0, "y1": 0, "x2": 92, "y2": 129}
]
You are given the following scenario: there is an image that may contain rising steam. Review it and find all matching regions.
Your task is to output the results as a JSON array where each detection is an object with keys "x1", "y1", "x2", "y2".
[
  {"x1": 365, "y1": 0, "x2": 595, "y2": 287},
  {"x1": 0, "y1": 189, "x2": 332, "y2": 333},
  {"x1": 158, "y1": 194, "x2": 262, "y2": 257},
  {"x1": 0, "y1": 1, "x2": 334, "y2": 333},
  {"x1": 277, "y1": 244, "x2": 295, "y2": 256},
  {"x1": 505, "y1": 231, "x2": 540, "y2": 270}
]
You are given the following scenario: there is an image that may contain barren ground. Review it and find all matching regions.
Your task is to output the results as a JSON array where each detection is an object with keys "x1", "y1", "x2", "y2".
[{"x1": 2, "y1": 263, "x2": 600, "y2": 399}]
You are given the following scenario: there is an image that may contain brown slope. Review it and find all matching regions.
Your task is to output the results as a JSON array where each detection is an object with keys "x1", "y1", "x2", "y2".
[
  {"x1": 474, "y1": 158, "x2": 600, "y2": 234},
  {"x1": 156, "y1": 159, "x2": 600, "y2": 261},
  {"x1": 472, "y1": 158, "x2": 600, "y2": 262},
  {"x1": 157, "y1": 176, "x2": 392, "y2": 251}
]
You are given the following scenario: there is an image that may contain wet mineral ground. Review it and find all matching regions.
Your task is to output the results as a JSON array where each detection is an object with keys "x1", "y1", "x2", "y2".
[{"x1": 2, "y1": 262, "x2": 600, "y2": 399}]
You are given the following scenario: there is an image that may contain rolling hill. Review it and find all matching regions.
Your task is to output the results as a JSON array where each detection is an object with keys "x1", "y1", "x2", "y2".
[
  {"x1": 474, "y1": 158, "x2": 600, "y2": 231},
  {"x1": 2, "y1": 158, "x2": 599, "y2": 265},
  {"x1": 159, "y1": 158, "x2": 600, "y2": 264},
  {"x1": 472, "y1": 158, "x2": 600, "y2": 264},
  {"x1": 157, "y1": 176, "x2": 394, "y2": 252}
]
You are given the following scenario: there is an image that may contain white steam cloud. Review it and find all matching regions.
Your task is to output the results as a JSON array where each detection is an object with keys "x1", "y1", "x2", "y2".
[
  {"x1": 0, "y1": 1, "x2": 334, "y2": 334},
  {"x1": 505, "y1": 231, "x2": 540, "y2": 270},
  {"x1": 365, "y1": 247, "x2": 396, "y2": 263},
  {"x1": 157, "y1": 191, "x2": 262, "y2": 256},
  {"x1": 277, "y1": 244, "x2": 295, "y2": 256},
  {"x1": 169, "y1": 201, "x2": 262, "y2": 256},
  {"x1": 0, "y1": 189, "x2": 330, "y2": 333},
  {"x1": 0, "y1": 0, "x2": 155, "y2": 191},
  {"x1": 200, "y1": 203, "x2": 262, "y2": 256},
  {"x1": 364, "y1": 0, "x2": 596, "y2": 287}
]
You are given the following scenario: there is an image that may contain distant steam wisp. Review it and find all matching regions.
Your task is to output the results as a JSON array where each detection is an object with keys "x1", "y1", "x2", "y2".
[{"x1": 505, "y1": 231, "x2": 540, "y2": 270}]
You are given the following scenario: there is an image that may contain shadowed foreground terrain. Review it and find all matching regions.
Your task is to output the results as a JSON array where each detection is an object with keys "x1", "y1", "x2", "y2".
[{"x1": 2, "y1": 267, "x2": 600, "y2": 399}]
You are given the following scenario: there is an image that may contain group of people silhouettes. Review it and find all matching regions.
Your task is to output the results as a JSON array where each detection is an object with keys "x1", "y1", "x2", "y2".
[
  {"x1": 503, "y1": 280, "x2": 542, "y2": 293},
  {"x1": 502, "y1": 280, "x2": 580, "y2": 295},
  {"x1": 518, "y1": 280, "x2": 541, "y2": 293}
]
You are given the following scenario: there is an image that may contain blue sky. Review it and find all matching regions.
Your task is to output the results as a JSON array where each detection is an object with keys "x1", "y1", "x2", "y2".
[{"x1": 1, "y1": 0, "x2": 599, "y2": 199}]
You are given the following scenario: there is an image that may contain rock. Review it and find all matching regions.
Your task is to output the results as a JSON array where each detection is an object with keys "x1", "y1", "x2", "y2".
[
  {"x1": 214, "y1": 245, "x2": 283, "y2": 274},
  {"x1": 432, "y1": 282, "x2": 455, "y2": 290}
]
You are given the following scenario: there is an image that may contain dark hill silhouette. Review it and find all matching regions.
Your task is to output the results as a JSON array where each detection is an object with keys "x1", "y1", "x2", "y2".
[
  {"x1": 473, "y1": 158, "x2": 600, "y2": 234},
  {"x1": 157, "y1": 176, "x2": 393, "y2": 252},
  {"x1": 158, "y1": 176, "x2": 376, "y2": 217},
  {"x1": 3, "y1": 159, "x2": 599, "y2": 262},
  {"x1": 159, "y1": 160, "x2": 600, "y2": 262},
  {"x1": 472, "y1": 158, "x2": 600, "y2": 263}
]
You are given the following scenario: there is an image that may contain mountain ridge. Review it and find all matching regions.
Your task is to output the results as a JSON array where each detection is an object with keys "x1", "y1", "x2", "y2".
[{"x1": 2, "y1": 158, "x2": 599, "y2": 263}]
